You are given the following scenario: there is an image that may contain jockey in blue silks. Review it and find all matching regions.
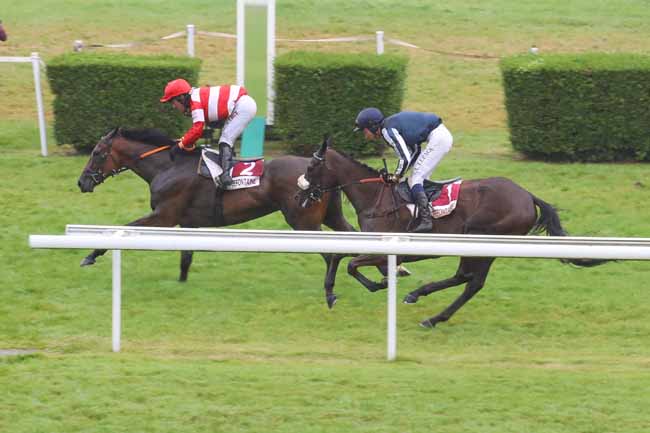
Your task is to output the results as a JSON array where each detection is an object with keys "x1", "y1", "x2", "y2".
[{"x1": 354, "y1": 107, "x2": 453, "y2": 233}]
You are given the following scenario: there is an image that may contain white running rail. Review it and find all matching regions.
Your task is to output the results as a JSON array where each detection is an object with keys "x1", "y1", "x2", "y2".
[{"x1": 29, "y1": 225, "x2": 650, "y2": 359}]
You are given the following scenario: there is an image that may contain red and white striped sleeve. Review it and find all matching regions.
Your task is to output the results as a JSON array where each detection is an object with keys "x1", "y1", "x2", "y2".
[{"x1": 181, "y1": 88, "x2": 207, "y2": 148}]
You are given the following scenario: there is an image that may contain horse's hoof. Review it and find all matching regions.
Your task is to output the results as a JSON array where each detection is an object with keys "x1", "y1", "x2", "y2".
[
  {"x1": 397, "y1": 265, "x2": 412, "y2": 277},
  {"x1": 326, "y1": 294, "x2": 337, "y2": 309},
  {"x1": 80, "y1": 256, "x2": 96, "y2": 267},
  {"x1": 419, "y1": 319, "x2": 435, "y2": 328},
  {"x1": 403, "y1": 294, "x2": 418, "y2": 304}
]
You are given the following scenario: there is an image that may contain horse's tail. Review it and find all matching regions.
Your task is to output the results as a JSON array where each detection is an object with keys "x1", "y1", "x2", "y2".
[{"x1": 531, "y1": 194, "x2": 609, "y2": 268}]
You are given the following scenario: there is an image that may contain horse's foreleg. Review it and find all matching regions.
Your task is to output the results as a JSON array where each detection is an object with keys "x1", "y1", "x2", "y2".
[
  {"x1": 80, "y1": 210, "x2": 175, "y2": 267},
  {"x1": 403, "y1": 262, "x2": 471, "y2": 304},
  {"x1": 421, "y1": 258, "x2": 494, "y2": 328},
  {"x1": 347, "y1": 255, "x2": 393, "y2": 292},
  {"x1": 179, "y1": 251, "x2": 193, "y2": 282},
  {"x1": 80, "y1": 248, "x2": 108, "y2": 266},
  {"x1": 321, "y1": 253, "x2": 343, "y2": 308}
]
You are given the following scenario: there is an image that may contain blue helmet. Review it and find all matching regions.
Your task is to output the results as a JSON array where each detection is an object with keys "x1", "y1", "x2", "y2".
[{"x1": 354, "y1": 107, "x2": 384, "y2": 133}]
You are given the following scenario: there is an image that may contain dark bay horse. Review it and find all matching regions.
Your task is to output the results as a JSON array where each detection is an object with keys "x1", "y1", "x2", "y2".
[
  {"x1": 77, "y1": 127, "x2": 362, "y2": 305},
  {"x1": 298, "y1": 138, "x2": 607, "y2": 327}
]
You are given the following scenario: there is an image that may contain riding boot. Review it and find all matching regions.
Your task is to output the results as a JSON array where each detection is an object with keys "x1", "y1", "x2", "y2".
[
  {"x1": 219, "y1": 142, "x2": 233, "y2": 187},
  {"x1": 412, "y1": 189, "x2": 433, "y2": 233}
]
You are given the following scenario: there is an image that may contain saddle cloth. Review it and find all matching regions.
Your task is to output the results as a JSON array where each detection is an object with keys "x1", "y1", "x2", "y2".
[
  {"x1": 397, "y1": 178, "x2": 463, "y2": 219},
  {"x1": 198, "y1": 148, "x2": 264, "y2": 190}
]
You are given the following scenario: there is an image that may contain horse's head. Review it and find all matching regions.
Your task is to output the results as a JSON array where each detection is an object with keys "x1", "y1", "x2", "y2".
[
  {"x1": 77, "y1": 127, "x2": 126, "y2": 192},
  {"x1": 297, "y1": 135, "x2": 334, "y2": 208}
]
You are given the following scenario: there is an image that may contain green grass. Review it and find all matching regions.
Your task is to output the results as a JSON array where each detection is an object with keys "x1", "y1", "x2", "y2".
[
  {"x1": 3, "y1": 138, "x2": 650, "y2": 432},
  {"x1": 3, "y1": 1, "x2": 650, "y2": 432}
]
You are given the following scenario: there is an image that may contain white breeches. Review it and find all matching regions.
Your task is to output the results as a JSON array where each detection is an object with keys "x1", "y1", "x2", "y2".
[
  {"x1": 408, "y1": 123, "x2": 453, "y2": 187},
  {"x1": 219, "y1": 94, "x2": 257, "y2": 147}
]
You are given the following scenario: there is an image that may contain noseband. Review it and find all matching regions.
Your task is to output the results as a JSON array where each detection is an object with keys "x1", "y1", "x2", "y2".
[{"x1": 84, "y1": 136, "x2": 129, "y2": 186}]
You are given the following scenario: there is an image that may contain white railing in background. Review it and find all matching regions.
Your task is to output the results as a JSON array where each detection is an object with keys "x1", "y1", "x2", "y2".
[
  {"x1": 0, "y1": 53, "x2": 48, "y2": 156},
  {"x1": 30, "y1": 225, "x2": 650, "y2": 360}
]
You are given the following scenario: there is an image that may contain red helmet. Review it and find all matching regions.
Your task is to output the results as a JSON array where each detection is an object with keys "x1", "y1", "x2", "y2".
[{"x1": 160, "y1": 78, "x2": 191, "y2": 102}]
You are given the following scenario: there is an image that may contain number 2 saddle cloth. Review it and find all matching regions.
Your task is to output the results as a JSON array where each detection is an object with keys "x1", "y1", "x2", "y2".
[{"x1": 198, "y1": 147, "x2": 264, "y2": 190}]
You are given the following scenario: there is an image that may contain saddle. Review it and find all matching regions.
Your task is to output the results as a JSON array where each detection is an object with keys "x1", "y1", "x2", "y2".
[
  {"x1": 198, "y1": 147, "x2": 264, "y2": 190},
  {"x1": 394, "y1": 177, "x2": 463, "y2": 220},
  {"x1": 394, "y1": 177, "x2": 462, "y2": 203}
]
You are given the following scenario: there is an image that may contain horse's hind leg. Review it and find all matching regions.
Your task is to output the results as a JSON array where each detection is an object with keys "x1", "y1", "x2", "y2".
[{"x1": 421, "y1": 257, "x2": 495, "y2": 328}]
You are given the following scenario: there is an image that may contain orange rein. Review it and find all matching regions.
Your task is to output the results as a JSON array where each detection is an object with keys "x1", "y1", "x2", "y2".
[
  {"x1": 138, "y1": 145, "x2": 171, "y2": 159},
  {"x1": 360, "y1": 177, "x2": 385, "y2": 184}
]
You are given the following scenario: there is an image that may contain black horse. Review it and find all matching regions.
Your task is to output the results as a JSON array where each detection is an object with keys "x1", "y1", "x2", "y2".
[
  {"x1": 77, "y1": 127, "x2": 364, "y2": 305},
  {"x1": 298, "y1": 137, "x2": 607, "y2": 327}
]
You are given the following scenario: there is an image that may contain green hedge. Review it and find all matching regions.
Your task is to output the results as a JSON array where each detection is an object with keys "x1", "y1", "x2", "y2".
[
  {"x1": 501, "y1": 53, "x2": 650, "y2": 161},
  {"x1": 274, "y1": 51, "x2": 407, "y2": 156},
  {"x1": 47, "y1": 53, "x2": 201, "y2": 152}
]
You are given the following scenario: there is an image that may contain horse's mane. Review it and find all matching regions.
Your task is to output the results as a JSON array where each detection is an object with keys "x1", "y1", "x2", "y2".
[
  {"x1": 330, "y1": 147, "x2": 380, "y2": 175},
  {"x1": 120, "y1": 127, "x2": 176, "y2": 147}
]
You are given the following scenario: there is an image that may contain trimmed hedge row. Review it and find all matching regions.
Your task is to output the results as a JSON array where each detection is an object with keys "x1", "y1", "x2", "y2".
[
  {"x1": 47, "y1": 53, "x2": 201, "y2": 152},
  {"x1": 274, "y1": 51, "x2": 407, "y2": 156},
  {"x1": 501, "y1": 53, "x2": 650, "y2": 161}
]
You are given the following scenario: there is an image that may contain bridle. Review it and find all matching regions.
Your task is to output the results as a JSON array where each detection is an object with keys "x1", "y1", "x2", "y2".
[
  {"x1": 84, "y1": 130, "x2": 171, "y2": 186},
  {"x1": 297, "y1": 151, "x2": 405, "y2": 221}
]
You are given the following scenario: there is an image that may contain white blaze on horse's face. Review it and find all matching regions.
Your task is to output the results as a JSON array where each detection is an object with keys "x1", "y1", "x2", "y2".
[{"x1": 297, "y1": 174, "x2": 311, "y2": 190}]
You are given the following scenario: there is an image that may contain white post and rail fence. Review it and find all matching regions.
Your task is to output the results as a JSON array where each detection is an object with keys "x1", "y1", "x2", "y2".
[
  {"x1": 0, "y1": 52, "x2": 48, "y2": 156},
  {"x1": 29, "y1": 225, "x2": 650, "y2": 360}
]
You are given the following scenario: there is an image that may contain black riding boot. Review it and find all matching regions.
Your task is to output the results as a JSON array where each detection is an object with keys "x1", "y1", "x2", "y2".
[
  {"x1": 412, "y1": 190, "x2": 433, "y2": 233},
  {"x1": 219, "y1": 142, "x2": 233, "y2": 187}
]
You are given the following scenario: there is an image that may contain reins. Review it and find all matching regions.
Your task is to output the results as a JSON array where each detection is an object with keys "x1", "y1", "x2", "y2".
[
  {"x1": 317, "y1": 176, "x2": 407, "y2": 221},
  {"x1": 89, "y1": 142, "x2": 171, "y2": 185},
  {"x1": 318, "y1": 176, "x2": 384, "y2": 194},
  {"x1": 138, "y1": 145, "x2": 171, "y2": 159}
]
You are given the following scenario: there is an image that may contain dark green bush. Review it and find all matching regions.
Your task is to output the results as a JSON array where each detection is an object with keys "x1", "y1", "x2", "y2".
[
  {"x1": 47, "y1": 53, "x2": 201, "y2": 152},
  {"x1": 501, "y1": 53, "x2": 650, "y2": 161},
  {"x1": 274, "y1": 51, "x2": 407, "y2": 156}
]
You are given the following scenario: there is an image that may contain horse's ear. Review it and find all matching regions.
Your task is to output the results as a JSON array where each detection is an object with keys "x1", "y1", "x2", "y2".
[{"x1": 316, "y1": 134, "x2": 330, "y2": 158}]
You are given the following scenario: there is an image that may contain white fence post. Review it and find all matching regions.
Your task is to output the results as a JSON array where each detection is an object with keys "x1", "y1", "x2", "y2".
[
  {"x1": 112, "y1": 249, "x2": 122, "y2": 352},
  {"x1": 387, "y1": 253, "x2": 397, "y2": 361},
  {"x1": 30, "y1": 52, "x2": 48, "y2": 157},
  {"x1": 186, "y1": 24, "x2": 195, "y2": 57},
  {"x1": 236, "y1": 0, "x2": 245, "y2": 86},
  {"x1": 376, "y1": 30, "x2": 385, "y2": 55}
]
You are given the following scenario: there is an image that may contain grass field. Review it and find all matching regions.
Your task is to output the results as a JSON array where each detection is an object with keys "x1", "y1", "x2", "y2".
[{"x1": 2, "y1": 1, "x2": 650, "y2": 432}]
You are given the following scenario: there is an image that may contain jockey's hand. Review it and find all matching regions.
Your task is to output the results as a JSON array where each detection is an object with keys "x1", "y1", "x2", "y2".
[
  {"x1": 170, "y1": 139, "x2": 195, "y2": 161},
  {"x1": 379, "y1": 168, "x2": 399, "y2": 184}
]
